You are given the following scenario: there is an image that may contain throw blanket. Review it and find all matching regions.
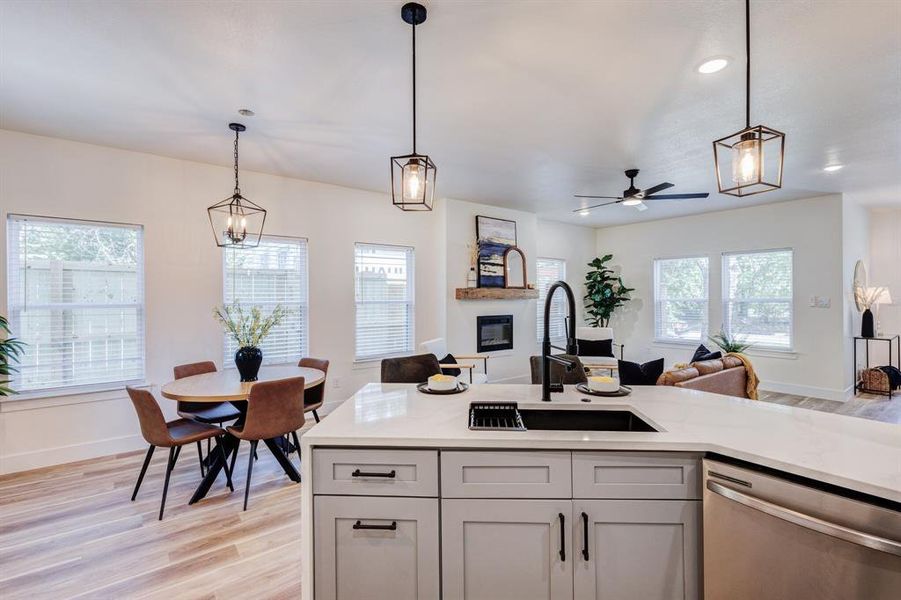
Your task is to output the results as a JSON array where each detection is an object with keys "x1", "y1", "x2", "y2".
[
  {"x1": 726, "y1": 352, "x2": 759, "y2": 400},
  {"x1": 879, "y1": 366, "x2": 901, "y2": 390}
]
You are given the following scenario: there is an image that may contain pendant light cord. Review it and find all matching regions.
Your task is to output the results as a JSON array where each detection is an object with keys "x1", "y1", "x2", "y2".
[
  {"x1": 233, "y1": 128, "x2": 241, "y2": 194},
  {"x1": 411, "y1": 18, "x2": 417, "y2": 153},
  {"x1": 745, "y1": 0, "x2": 751, "y2": 128}
]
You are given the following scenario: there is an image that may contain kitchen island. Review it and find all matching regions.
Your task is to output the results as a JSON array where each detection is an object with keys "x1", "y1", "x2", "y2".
[{"x1": 300, "y1": 383, "x2": 901, "y2": 599}]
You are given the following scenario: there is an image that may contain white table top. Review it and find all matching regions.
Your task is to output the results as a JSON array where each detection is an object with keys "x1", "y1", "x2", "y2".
[
  {"x1": 301, "y1": 383, "x2": 901, "y2": 502},
  {"x1": 160, "y1": 365, "x2": 325, "y2": 403}
]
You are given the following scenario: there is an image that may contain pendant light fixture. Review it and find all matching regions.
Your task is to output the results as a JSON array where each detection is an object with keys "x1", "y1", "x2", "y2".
[
  {"x1": 712, "y1": 0, "x2": 785, "y2": 197},
  {"x1": 390, "y1": 2, "x2": 437, "y2": 211},
  {"x1": 208, "y1": 123, "x2": 266, "y2": 248}
]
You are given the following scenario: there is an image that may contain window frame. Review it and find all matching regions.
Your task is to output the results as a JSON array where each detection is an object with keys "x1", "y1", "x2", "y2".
[
  {"x1": 5, "y1": 214, "x2": 146, "y2": 397},
  {"x1": 353, "y1": 242, "x2": 416, "y2": 363},
  {"x1": 721, "y1": 247, "x2": 794, "y2": 352},
  {"x1": 221, "y1": 234, "x2": 310, "y2": 367},
  {"x1": 536, "y1": 257, "x2": 567, "y2": 342},
  {"x1": 652, "y1": 254, "x2": 710, "y2": 345}
]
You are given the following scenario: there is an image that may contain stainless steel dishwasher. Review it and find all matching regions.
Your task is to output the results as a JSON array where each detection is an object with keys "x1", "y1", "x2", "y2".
[{"x1": 703, "y1": 458, "x2": 901, "y2": 599}]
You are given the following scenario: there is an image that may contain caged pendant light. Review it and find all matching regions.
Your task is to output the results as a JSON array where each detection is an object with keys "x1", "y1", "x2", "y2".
[
  {"x1": 390, "y1": 2, "x2": 437, "y2": 211},
  {"x1": 208, "y1": 123, "x2": 266, "y2": 248},
  {"x1": 712, "y1": 0, "x2": 785, "y2": 197}
]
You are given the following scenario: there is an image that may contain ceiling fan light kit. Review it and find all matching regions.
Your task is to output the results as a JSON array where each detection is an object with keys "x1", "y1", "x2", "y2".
[
  {"x1": 712, "y1": 0, "x2": 785, "y2": 197},
  {"x1": 207, "y1": 123, "x2": 266, "y2": 249},
  {"x1": 390, "y1": 2, "x2": 437, "y2": 211}
]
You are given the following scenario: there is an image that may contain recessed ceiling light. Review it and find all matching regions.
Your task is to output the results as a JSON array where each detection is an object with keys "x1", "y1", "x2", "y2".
[
  {"x1": 697, "y1": 57, "x2": 729, "y2": 74},
  {"x1": 238, "y1": 108, "x2": 255, "y2": 117},
  {"x1": 823, "y1": 164, "x2": 844, "y2": 172}
]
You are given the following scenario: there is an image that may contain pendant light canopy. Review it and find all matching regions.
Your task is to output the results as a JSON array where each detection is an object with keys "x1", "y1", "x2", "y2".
[
  {"x1": 208, "y1": 123, "x2": 266, "y2": 248},
  {"x1": 713, "y1": 0, "x2": 785, "y2": 197},
  {"x1": 390, "y1": 2, "x2": 437, "y2": 211}
]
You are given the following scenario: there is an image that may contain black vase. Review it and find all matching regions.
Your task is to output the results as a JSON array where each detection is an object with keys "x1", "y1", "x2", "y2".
[
  {"x1": 861, "y1": 309, "x2": 875, "y2": 338},
  {"x1": 234, "y1": 346, "x2": 263, "y2": 382}
]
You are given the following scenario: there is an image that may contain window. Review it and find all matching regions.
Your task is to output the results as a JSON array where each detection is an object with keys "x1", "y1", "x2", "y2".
[
  {"x1": 536, "y1": 258, "x2": 566, "y2": 341},
  {"x1": 6, "y1": 215, "x2": 144, "y2": 393},
  {"x1": 223, "y1": 236, "x2": 309, "y2": 366},
  {"x1": 354, "y1": 243, "x2": 414, "y2": 361},
  {"x1": 723, "y1": 249, "x2": 793, "y2": 350},
  {"x1": 654, "y1": 256, "x2": 709, "y2": 343}
]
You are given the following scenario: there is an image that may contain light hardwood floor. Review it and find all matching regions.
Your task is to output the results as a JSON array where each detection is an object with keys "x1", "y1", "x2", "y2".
[{"x1": 1, "y1": 392, "x2": 898, "y2": 599}]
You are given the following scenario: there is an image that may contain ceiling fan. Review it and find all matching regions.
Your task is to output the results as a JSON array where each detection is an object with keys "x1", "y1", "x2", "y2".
[{"x1": 573, "y1": 169, "x2": 709, "y2": 214}]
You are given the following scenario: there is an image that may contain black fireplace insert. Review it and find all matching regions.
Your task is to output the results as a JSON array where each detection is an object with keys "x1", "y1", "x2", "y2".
[{"x1": 477, "y1": 315, "x2": 513, "y2": 353}]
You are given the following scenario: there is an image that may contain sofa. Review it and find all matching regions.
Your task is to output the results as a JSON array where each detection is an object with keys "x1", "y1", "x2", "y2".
[{"x1": 656, "y1": 355, "x2": 750, "y2": 399}]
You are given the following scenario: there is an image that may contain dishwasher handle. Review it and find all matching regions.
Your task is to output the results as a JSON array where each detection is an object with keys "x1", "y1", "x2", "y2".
[{"x1": 706, "y1": 480, "x2": 901, "y2": 556}]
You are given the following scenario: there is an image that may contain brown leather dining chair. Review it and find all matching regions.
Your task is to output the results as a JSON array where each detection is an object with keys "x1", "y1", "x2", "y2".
[
  {"x1": 298, "y1": 357, "x2": 329, "y2": 423},
  {"x1": 381, "y1": 353, "x2": 441, "y2": 383},
  {"x1": 127, "y1": 386, "x2": 234, "y2": 520},
  {"x1": 173, "y1": 361, "x2": 242, "y2": 476},
  {"x1": 227, "y1": 377, "x2": 306, "y2": 510}
]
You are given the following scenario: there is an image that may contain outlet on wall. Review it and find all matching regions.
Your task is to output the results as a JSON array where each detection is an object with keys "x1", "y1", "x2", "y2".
[
  {"x1": 808, "y1": 296, "x2": 831, "y2": 308},
  {"x1": 331, "y1": 376, "x2": 341, "y2": 389}
]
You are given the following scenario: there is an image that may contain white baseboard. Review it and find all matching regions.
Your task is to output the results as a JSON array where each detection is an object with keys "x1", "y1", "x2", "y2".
[
  {"x1": 758, "y1": 380, "x2": 852, "y2": 402},
  {"x1": 0, "y1": 433, "x2": 145, "y2": 476}
]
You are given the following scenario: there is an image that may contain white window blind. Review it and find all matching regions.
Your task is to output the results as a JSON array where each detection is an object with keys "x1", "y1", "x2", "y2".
[
  {"x1": 6, "y1": 215, "x2": 145, "y2": 393},
  {"x1": 654, "y1": 256, "x2": 709, "y2": 343},
  {"x1": 723, "y1": 249, "x2": 793, "y2": 350},
  {"x1": 537, "y1": 258, "x2": 567, "y2": 341},
  {"x1": 354, "y1": 243, "x2": 414, "y2": 361},
  {"x1": 223, "y1": 236, "x2": 309, "y2": 365}
]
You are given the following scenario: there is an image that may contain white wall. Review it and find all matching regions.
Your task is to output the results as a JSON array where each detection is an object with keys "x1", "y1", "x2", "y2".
[
  {"x1": 840, "y1": 196, "x2": 870, "y2": 385},
  {"x1": 870, "y1": 208, "x2": 901, "y2": 338},
  {"x1": 0, "y1": 129, "x2": 447, "y2": 473},
  {"x1": 595, "y1": 195, "x2": 849, "y2": 400}
]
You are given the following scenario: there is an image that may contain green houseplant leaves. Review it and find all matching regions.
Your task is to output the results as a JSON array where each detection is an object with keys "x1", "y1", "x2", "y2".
[
  {"x1": 0, "y1": 314, "x2": 26, "y2": 396},
  {"x1": 584, "y1": 255, "x2": 634, "y2": 328}
]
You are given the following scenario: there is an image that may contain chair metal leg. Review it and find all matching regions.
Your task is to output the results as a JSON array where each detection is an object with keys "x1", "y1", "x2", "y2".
[
  {"x1": 196, "y1": 441, "x2": 205, "y2": 477},
  {"x1": 291, "y1": 431, "x2": 302, "y2": 468},
  {"x1": 215, "y1": 436, "x2": 234, "y2": 492},
  {"x1": 243, "y1": 440, "x2": 258, "y2": 511},
  {"x1": 312, "y1": 410, "x2": 320, "y2": 423},
  {"x1": 132, "y1": 445, "x2": 155, "y2": 501},
  {"x1": 159, "y1": 446, "x2": 178, "y2": 520},
  {"x1": 173, "y1": 444, "x2": 182, "y2": 463},
  {"x1": 229, "y1": 441, "x2": 240, "y2": 480}
]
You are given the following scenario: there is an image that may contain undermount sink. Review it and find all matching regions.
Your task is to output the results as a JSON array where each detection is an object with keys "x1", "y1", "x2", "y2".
[
  {"x1": 468, "y1": 403, "x2": 659, "y2": 432},
  {"x1": 519, "y1": 409, "x2": 659, "y2": 432}
]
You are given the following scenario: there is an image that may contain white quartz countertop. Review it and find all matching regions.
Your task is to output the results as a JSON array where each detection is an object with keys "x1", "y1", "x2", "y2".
[{"x1": 302, "y1": 383, "x2": 901, "y2": 502}]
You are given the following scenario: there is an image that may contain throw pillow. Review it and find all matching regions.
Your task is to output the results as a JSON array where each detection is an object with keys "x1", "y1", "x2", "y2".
[
  {"x1": 577, "y1": 338, "x2": 614, "y2": 358},
  {"x1": 691, "y1": 344, "x2": 722, "y2": 363},
  {"x1": 439, "y1": 353, "x2": 461, "y2": 377},
  {"x1": 618, "y1": 358, "x2": 665, "y2": 386}
]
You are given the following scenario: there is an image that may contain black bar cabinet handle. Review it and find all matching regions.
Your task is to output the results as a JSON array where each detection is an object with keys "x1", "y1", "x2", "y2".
[
  {"x1": 353, "y1": 520, "x2": 397, "y2": 531},
  {"x1": 558, "y1": 513, "x2": 566, "y2": 562},
  {"x1": 351, "y1": 469, "x2": 396, "y2": 478},
  {"x1": 581, "y1": 512, "x2": 589, "y2": 560}
]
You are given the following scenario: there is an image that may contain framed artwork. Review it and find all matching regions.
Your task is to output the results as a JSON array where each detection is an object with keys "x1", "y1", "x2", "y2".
[{"x1": 476, "y1": 215, "x2": 517, "y2": 288}]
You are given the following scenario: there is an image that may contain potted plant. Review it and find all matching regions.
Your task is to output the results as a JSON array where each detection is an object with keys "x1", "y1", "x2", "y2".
[
  {"x1": 708, "y1": 327, "x2": 752, "y2": 354},
  {"x1": 213, "y1": 303, "x2": 289, "y2": 382},
  {"x1": 584, "y1": 255, "x2": 634, "y2": 327},
  {"x1": 1, "y1": 314, "x2": 25, "y2": 396}
]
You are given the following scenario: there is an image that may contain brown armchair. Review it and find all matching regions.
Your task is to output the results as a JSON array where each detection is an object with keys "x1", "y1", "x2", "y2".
[
  {"x1": 380, "y1": 353, "x2": 441, "y2": 384},
  {"x1": 529, "y1": 355, "x2": 589, "y2": 385}
]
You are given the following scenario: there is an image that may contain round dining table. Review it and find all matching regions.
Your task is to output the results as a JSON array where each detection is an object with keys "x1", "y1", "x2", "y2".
[{"x1": 160, "y1": 365, "x2": 326, "y2": 504}]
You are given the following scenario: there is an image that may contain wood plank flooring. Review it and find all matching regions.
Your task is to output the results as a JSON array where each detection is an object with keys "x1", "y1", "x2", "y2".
[{"x1": 0, "y1": 392, "x2": 898, "y2": 599}]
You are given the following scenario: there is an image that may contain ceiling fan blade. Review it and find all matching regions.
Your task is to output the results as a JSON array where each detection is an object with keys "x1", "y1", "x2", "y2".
[
  {"x1": 573, "y1": 194, "x2": 623, "y2": 199},
  {"x1": 643, "y1": 193, "x2": 710, "y2": 200},
  {"x1": 641, "y1": 182, "x2": 675, "y2": 197},
  {"x1": 572, "y1": 199, "x2": 622, "y2": 213}
]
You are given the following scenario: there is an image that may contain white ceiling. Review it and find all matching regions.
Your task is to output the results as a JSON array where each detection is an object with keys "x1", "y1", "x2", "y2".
[{"x1": 1, "y1": 0, "x2": 899, "y2": 226}]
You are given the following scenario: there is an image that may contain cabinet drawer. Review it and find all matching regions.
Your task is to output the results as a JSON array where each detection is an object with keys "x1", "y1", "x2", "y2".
[
  {"x1": 313, "y1": 449, "x2": 438, "y2": 497},
  {"x1": 572, "y1": 452, "x2": 701, "y2": 499},
  {"x1": 314, "y1": 495, "x2": 439, "y2": 600},
  {"x1": 441, "y1": 450, "x2": 572, "y2": 498}
]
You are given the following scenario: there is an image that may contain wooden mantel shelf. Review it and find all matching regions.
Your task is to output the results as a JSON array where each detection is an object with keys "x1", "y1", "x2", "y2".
[{"x1": 455, "y1": 287, "x2": 539, "y2": 300}]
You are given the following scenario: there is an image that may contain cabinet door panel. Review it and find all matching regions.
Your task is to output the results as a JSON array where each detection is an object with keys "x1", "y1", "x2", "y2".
[
  {"x1": 574, "y1": 500, "x2": 700, "y2": 600},
  {"x1": 442, "y1": 499, "x2": 573, "y2": 600},
  {"x1": 314, "y1": 495, "x2": 439, "y2": 600}
]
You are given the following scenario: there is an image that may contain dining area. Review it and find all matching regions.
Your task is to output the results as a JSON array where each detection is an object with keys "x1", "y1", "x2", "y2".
[{"x1": 128, "y1": 358, "x2": 330, "y2": 520}]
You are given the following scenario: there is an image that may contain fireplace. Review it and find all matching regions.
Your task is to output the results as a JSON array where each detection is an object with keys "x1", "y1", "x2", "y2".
[{"x1": 477, "y1": 315, "x2": 513, "y2": 353}]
